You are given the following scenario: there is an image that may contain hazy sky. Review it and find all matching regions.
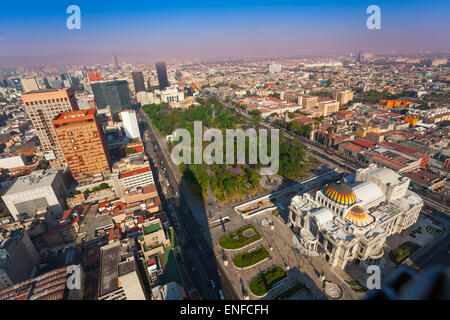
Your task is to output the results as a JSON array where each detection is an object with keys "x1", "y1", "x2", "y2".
[{"x1": 0, "y1": 0, "x2": 449, "y2": 65}]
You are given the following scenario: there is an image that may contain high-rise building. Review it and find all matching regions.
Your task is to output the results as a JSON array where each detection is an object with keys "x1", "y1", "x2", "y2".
[
  {"x1": 0, "y1": 72, "x2": 6, "y2": 87},
  {"x1": 2, "y1": 168, "x2": 68, "y2": 220},
  {"x1": 22, "y1": 87, "x2": 79, "y2": 168},
  {"x1": 90, "y1": 79, "x2": 131, "y2": 113},
  {"x1": 120, "y1": 109, "x2": 140, "y2": 139},
  {"x1": 357, "y1": 50, "x2": 362, "y2": 63},
  {"x1": 113, "y1": 55, "x2": 119, "y2": 70},
  {"x1": 60, "y1": 73, "x2": 72, "y2": 88},
  {"x1": 155, "y1": 61, "x2": 169, "y2": 91},
  {"x1": 131, "y1": 71, "x2": 146, "y2": 93},
  {"x1": 21, "y1": 77, "x2": 40, "y2": 93},
  {"x1": 52, "y1": 109, "x2": 112, "y2": 182},
  {"x1": 87, "y1": 71, "x2": 102, "y2": 82},
  {"x1": 0, "y1": 229, "x2": 40, "y2": 289}
]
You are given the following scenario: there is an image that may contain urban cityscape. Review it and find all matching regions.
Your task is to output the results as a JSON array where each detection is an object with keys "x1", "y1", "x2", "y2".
[{"x1": 0, "y1": 0, "x2": 449, "y2": 307}]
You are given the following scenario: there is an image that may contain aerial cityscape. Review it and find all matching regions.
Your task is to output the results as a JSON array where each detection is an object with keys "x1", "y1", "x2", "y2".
[{"x1": 0, "y1": 0, "x2": 449, "y2": 306}]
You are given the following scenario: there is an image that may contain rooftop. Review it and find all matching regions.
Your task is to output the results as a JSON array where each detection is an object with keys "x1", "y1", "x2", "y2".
[{"x1": 4, "y1": 169, "x2": 62, "y2": 195}]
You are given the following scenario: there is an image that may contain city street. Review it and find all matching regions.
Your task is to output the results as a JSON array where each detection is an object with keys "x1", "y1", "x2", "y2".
[{"x1": 139, "y1": 109, "x2": 238, "y2": 299}]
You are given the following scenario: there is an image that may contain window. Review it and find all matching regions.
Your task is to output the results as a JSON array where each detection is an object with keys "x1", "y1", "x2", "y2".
[{"x1": 327, "y1": 241, "x2": 334, "y2": 253}]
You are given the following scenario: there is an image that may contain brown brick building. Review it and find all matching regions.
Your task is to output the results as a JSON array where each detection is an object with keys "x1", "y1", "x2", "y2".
[{"x1": 52, "y1": 109, "x2": 111, "y2": 182}]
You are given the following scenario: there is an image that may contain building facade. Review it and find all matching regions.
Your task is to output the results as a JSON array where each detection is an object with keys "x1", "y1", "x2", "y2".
[
  {"x1": 120, "y1": 109, "x2": 140, "y2": 140},
  {"x1": 334, "y1": 90, "x2": 354, "y2": 106},
  {"x1": 289, "y1": 164, "x2": 423, "y2": 269},
  {"x1": 53, "y1": 109, "x2": 112, "y2": 182},
  {"x1": 22, "y1": 87, "x2": 79, "y2": 168},
  {"x1": 2, "y1": 169, "x2": 67, "y2": 220},
  {"x1": 132, "y1": 71, "x2": 146, "y2": 93},
  {"x1": 155, "y1": 62, "x2": 170, "y2": 91},
  {"x1": 90, "y1": 80, "x2": 131, "y2": 113},
  {"x1": 0, "y1": 229, "x2": 40, "y2": 289}
]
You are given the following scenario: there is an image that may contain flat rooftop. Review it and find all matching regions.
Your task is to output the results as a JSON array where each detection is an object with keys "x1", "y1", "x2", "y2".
[
  {"x1": 4, "y1": 169, "x2": 61, "y2": 195},
  {"x1": 23, "y1": 87, "x2": 70, "y2": 95},
  {"x1": 99, "y1": 242, "x2": 121, "y2": 296}
]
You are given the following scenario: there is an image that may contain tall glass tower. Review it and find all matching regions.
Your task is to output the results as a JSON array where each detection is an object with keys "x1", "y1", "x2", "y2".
[
  {"x1": 90, "y1": 79, "x2": 131, "y2": 113},
  {"x1": 155, "y1": 61, "x2": 169, "y2": 91}
]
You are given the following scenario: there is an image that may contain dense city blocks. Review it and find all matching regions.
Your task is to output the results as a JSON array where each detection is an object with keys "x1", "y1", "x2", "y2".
[{"x1": 0, "y1": 1, "x2": 449, "y2": 308}]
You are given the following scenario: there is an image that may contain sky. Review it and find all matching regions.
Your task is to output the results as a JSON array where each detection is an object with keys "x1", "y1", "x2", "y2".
[{"x1": 0, "y1": 0, "x2": 449, "y2": 65}]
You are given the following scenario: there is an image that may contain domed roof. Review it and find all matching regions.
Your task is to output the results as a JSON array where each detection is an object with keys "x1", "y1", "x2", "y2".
[
  {"x1": 324, "y1": 182, "x2": 356, "y2": 206},
  {"x1": 344, "y1": 205, "x2": 374, "y2": 227}
]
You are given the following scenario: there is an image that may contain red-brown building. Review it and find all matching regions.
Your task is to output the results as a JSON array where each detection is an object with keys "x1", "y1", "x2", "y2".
[
  {"x1": 52, "y1": 109, "x2": 111, "y2": 182},
  {"x1": 87, "y1": 71, "x2": 102, "y2": 82}
]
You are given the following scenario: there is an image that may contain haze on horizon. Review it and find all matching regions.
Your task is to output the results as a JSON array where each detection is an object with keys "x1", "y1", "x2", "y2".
[{"x1": 0, "y1": 0, "x2": 449, "y2": 66}]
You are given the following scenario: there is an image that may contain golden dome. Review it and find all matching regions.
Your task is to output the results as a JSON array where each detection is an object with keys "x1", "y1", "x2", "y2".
[
  {"x1": 324, "y1": 182, "x2": 356, "y2": 206},
  {"x1": 344, "y1": 206, "x2": 374, "y2": 227}
]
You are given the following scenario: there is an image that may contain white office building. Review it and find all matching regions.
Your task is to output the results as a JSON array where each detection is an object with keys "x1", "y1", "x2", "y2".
[
  {"x1": 120, "y1": 109, "x2": 140, "y2": 139},
  {"x1": 2, "y1": 169, "x2": 67, "y2": 221}
]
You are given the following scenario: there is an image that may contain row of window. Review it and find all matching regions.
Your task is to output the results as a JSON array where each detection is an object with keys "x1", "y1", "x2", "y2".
[{"x1": 25, "y1": 97, "x2": 68, "y2": 106}]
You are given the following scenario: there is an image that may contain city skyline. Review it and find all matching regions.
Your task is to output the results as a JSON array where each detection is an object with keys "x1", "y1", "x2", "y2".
[
  {"x1": 0, "y1": 0, "x2": 449, "y2": 66},
  {"x1": 0, "y1": 0, "x2": 448, "y2": 304}
]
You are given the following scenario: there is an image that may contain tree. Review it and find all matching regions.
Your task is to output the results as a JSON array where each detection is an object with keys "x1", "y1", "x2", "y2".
[{"x1": 269, "y1": 93, "x2": 280, "y2": 99}]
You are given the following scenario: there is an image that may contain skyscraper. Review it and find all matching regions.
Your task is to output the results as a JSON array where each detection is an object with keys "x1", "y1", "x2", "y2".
[
  {"x1": 0, "y1": 229, "x2": 40, "y2": 289},
  {"x1": 155, "y1": 61, "x2": 169, "y2": 91},
  {"x1": 53, "y1": 109, "x2": 112, "y2": 182},
  {"x1": 357, "y1": 50, "x2": 362, "y2": 63},
  {"x1": 113, "y1": 55, "x2": 119, "y2": 70},
  {"x1": 132, "y1": 71, "x2": 146, "y2": 93},
  {"x1": 21, "y1": 87, "x2": 79, "y2": 168},
  {"x1": 60, "y1": 73, "x2": 72, "y2": 88},
  {"x1": 90, "y1": 79, "x2": 131, "y2": 113},
  {"x1": 0, "y1": 72, "x2": 6, "y2": 87}
]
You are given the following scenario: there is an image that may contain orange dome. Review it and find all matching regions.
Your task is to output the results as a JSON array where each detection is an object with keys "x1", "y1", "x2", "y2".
[
  {"x1": 344, "y1": 206, "x2": 374, "y2": 227},
  {"x1": 324, "y1": 182, "x2": 356, "y2": 206}
]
